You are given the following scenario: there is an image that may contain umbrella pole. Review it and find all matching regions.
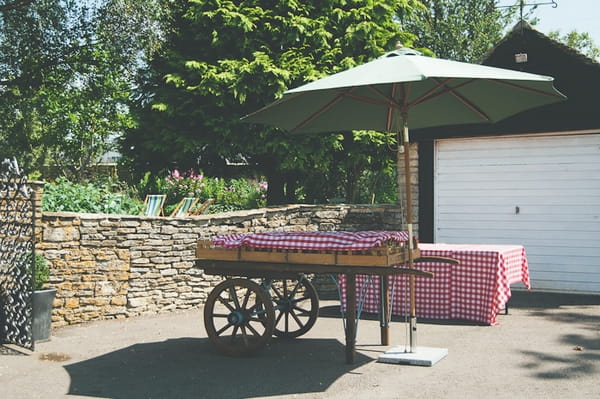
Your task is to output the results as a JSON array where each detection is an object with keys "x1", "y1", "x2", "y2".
[
  {"x1": 400, "y1": 121, "x2": 417, "y2": 352},
  {"x1": 381, "y1": 121, "x2": 448, "y2": 366}
]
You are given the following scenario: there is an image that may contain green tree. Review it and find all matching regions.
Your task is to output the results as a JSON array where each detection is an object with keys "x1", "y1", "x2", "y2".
[
  {"x1": 548, "y1": 30, "x2": 600, "y2": 60},
  {"x1": 122, "y1": 0, "x2": 420, "y2": 204},
  {"x1": 0, "y1": 0, "x2": 75, "y2": 171},
  {"x1": 0, "y1": 0, "x2": 163, "y2": 179},
  {"x1": 399, "y1": 0, "x2": 514, "y2": 62},
  {"x1": 297, "y1": 130, "x2": 397, "y2": 204}
]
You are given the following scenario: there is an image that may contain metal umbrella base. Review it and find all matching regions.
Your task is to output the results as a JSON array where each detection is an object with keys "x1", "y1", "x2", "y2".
[{"x1": 378, "y1": 346, "x2": 448, "y2": 366}]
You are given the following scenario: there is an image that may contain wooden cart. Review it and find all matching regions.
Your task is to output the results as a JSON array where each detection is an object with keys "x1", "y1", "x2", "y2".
[{"x1": 196, "y1": 239, "x2": 455, "y2": 363}]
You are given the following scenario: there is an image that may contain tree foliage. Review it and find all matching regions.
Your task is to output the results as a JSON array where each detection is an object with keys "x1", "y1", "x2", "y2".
[
  {"x1": 398, "y1": 0, "x2": 514, "y2": 62},
  {"x1": 122, "y1": 0, "x2": 421, "y2": 204},
  {"x1": 0, "y1": 0, "x2": 164, "y2": 179},
  {"x1": 548, "y1": 30, "x2": 600, "y2": 61}
]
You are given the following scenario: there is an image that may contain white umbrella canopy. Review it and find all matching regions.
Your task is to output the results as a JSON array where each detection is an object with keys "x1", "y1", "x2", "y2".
[
  {"x1": 245, "y1": 48, "x2": 566, "y2": 134},
  {"x1": 243, "y1": 47, "x2": 566, "y2": 352}
]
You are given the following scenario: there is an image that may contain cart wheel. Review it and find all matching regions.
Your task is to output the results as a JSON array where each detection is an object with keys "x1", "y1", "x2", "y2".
[
  {"x1": 268, "y1": 277, "x2": 319, "y2": 338},
  {"x1": 204, "y1": 278, "x2": 275, "y2": 356}
]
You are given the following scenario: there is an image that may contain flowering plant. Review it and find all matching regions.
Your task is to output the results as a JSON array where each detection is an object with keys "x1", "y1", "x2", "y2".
[
  {"x1": 159, "y1": 169, "x2": 268, "y2": 213},
  {"x1": 201, "y1": 177, "x2": 267, "y2": 211},
  {"x1": 165, "y1": 168, "x2": 205, "y2": 197}
]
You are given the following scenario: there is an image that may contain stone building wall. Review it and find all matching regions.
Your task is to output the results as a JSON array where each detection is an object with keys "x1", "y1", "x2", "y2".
[{"x1": 38, "y1": 204, "x2": 404, "y2": 327}]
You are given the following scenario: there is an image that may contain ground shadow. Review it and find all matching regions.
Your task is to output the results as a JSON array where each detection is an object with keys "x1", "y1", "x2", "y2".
[
  {"x1": 519, "y1": 339, "x2": 600, "y2": 380},
  {"x1": 64, "y1": 336, "x2": 371, "y2": 399},
  {"x1": 512, "y1": 291, "x2": 600, "y2": 380},
  {"x1": 318, "y1": 304, "x2": 486, "y2": 326}
]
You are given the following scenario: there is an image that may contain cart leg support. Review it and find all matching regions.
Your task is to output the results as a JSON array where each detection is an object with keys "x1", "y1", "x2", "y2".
[
  {"x1": 380, "y1": 275, "x2": 390, "y2": 346},
  {"x1": 345, "y1": 274, "x2": 356, "y2": 364}
]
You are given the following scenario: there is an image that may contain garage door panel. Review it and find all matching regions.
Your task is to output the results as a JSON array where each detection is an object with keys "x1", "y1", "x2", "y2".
[
  {"x1": 437, "y1": 205, "x2": 600, "y2": 217},
  {"x1": 438, "y1": 145, "x2": 600, "y2": 160},
  {"x1": 525, "y1": 246, "x2": 600, "y2": 258},
  {"x1": 435, "y1": 219, "x2": 600, "y2": 232},
  {"x1": 531, "y1": 271, "x2": 600, "y2": 285},
  {"x1": 436, "y1": 177, "x2": 600, "y2": 190},
  {"x1": 531, "y1": 258, "x2": 600, "y2": 271},
  {"x1": 439, "y1": 134, "x2": 600, "y2": 150},
  {"x1": 434, "y1": 133, "x2": 600, "y2": 294},
  {"x1": 437, "y1": 162, "x2": 600, "y2": 175},
  {"x1": 437, "y1": 211, "x2": 599, "y2": 223},
  {"x1": 530, "y1": 279, "x2": 600, "y2": 294},
  {"x1": 439, "y1": 154, "x2": 599, "y2": 167},
  {"x1": 439, "y1": 134, "x2": 600, "y2": 151},
  {"x1": 437, "y1": 194, "x2": 599, "y2": 206},
  {"x1": 436, "y1": 228, "x2": 594, "y2": 242},
  {"x1": 433, "y1": 229, "x2": 599, "y2": 248}
]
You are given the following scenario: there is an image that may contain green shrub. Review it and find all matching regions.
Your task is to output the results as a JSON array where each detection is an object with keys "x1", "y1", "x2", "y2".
[
  {"x1": 34, "y1": 253, "x2": 50, "y2": 291},
  {"x1": 41, "y1": 172, "x2": 268, "y2": 217},
  {"x1": 202, "y1": 176, "x2": 267, "y2": 211},
  {"x1": 356, "y1": 168, "x2": 397, "y2": 204},
  {"x1": 158, "y1": 169, "x2": 267, "y2": 214},
  {"x1": 42, "y1": 177, "x2": 144, "y2": 214},
  {"x1": 16, "y1": 252, "x2": 49, "y2": 290}
]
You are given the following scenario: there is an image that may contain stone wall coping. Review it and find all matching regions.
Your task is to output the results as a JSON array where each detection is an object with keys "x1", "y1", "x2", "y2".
[{"x1": 43, "y1": 203, "x2": 399, "y2": 221}]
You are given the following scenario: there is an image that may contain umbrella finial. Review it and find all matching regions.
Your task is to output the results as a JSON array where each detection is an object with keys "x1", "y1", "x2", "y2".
[{"x1": 382, "y1": 45, "x2": 422, "y2": 58}]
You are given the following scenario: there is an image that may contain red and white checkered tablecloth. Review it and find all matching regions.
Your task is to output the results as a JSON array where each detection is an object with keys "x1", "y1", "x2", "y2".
[
  {"x1": 339, "y1": 243, "x2": 531, "y2": 325},
  {"x1": 211, "y1": 232, "x2": 530, "y2": 325},
  {"x1": 213, "y1": 231, "x2": 409, "y2": 251}
]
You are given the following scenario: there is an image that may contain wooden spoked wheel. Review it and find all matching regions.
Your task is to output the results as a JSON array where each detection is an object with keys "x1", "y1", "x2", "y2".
[
  {"x1": 204, "y1": 278, "x2": 275, "y2": 356},
  {"x1": 268, "y1": 277, "x2": 319, "y2": 338}
]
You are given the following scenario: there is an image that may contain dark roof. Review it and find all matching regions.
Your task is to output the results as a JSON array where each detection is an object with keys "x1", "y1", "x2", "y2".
[
  {"x1": 481, "y1": 20, "x2": 600, "y2": 69},
  {"x1": 413, "y1": 21, "x2": 600, "y2": 141}
]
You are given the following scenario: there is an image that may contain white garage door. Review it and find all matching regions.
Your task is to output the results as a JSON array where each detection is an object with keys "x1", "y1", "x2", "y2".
[{"x1": 434, "y1": 132, "x2": 600, "y2": 294}]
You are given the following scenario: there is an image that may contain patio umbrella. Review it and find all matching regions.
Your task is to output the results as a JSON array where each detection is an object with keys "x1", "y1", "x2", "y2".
[{"x1": 242, "y1": 46, "x2": 566, "y2": 353}]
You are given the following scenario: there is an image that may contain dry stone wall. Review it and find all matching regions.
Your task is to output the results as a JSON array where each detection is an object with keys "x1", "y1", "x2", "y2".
[{"x1": 38, "y1": 204, "x2": 404, "y2": 327}]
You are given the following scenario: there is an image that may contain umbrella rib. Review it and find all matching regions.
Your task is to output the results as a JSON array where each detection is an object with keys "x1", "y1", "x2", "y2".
[
  {"x1": 364, "y1": 85, "x2": 407, "y2": 113},
  {"x1": 343, "y1": 90, "x2": 401, "y2": 109},
  {"x1": 386, "y1": 84, "x2": 397, "y2": 131},
  {"x1": 447, "y1": 89, "x2": 491, "y2": 121},
  {"x1": 243, "y1": 91, "x2": 304, "y2": 120},
  {"x1": 292, "y1": 91, "x2": 347, "y2": 131},
  {"x1": 373, "y1": 81, "x2": 472, "y2": 123},
  {"x1": 294, "y1": 86, "x2": 409, "y2": 132},
  {"x1": 409, "y1": 78, "x2": 454, "y2": 107},
  {"x1": 366, "y1": 83, "x2": 412, "y2": 129},
  {"x1": 488, "y1": 79, "x2": 565, "y2": 98},
  {"x1": 416, "y1": 78, "x2": 491, "y2": 122}
]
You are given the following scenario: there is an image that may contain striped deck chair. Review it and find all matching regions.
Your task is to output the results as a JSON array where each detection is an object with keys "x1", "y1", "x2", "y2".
[
  {"x1": 169, "y1": 197, "x2": 200, "y2": 217},
  {"x1": 142, "y1": 194, "x2": 166, "y2": 216},
  {"x1": 189, "y1": 198, "x2": 215, "y2": 215}
]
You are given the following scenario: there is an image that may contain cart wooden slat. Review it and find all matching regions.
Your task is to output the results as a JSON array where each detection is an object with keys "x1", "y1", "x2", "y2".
[{"x1": 196, "y1": 239, "x2": 421, "y2": 267}]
